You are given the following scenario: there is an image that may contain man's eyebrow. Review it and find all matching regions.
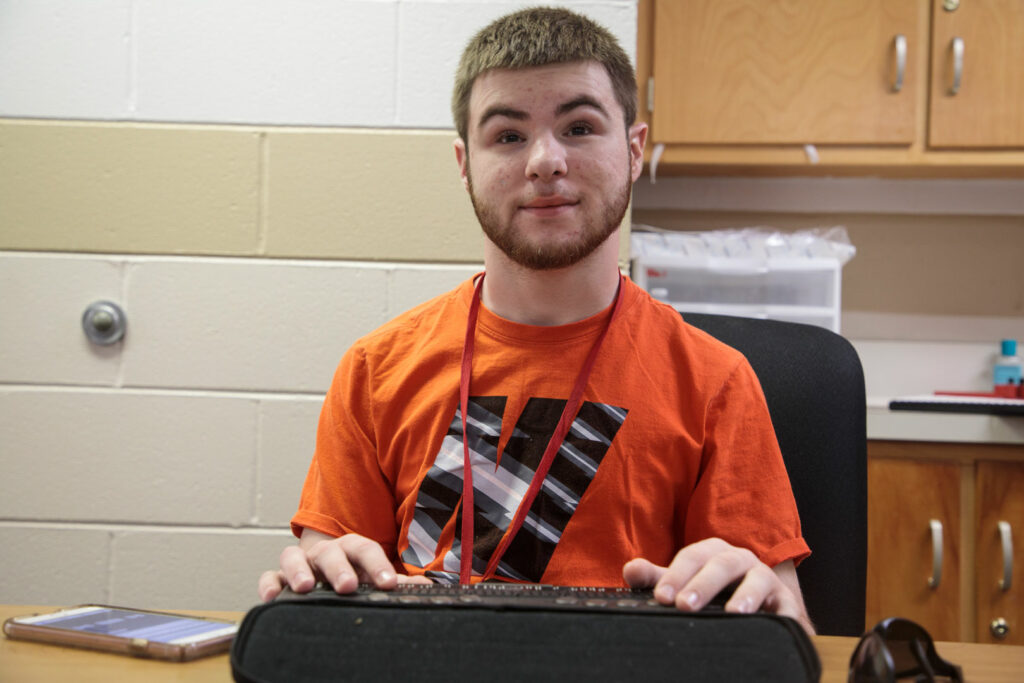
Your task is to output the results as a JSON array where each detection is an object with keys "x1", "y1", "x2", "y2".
[
  {"x1": 477, "y1": 105, "x2": 528, "y2": 130},
  {"x1": 476, "y1": 95, "x2": 610, "y2": 130},
  {"x1": 556, "y1": 95, "x2": 609, "y2": 118}
]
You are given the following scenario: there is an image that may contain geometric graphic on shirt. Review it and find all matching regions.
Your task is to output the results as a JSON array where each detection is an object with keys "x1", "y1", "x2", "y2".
[
  {"x1": 401, "y1": 395, "x2": 507, "y2": 575},
  {"x1": 400, "y1": 396, "x2": 628, "y2": 584}
]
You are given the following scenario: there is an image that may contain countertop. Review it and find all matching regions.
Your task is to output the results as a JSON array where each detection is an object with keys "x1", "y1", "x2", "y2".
[{"x1": 867, "y1": 399, "x2": 1024, "y2": 445}]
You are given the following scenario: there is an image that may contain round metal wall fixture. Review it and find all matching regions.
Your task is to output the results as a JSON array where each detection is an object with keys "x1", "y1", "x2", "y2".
[{"x1": 82, "y1": 301, "x2": 126, "y2": 345}]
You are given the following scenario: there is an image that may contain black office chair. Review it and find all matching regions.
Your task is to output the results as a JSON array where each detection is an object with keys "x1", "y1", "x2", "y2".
[{"x1": 681, "y1": 312, "x2": 867, "y2": 637}]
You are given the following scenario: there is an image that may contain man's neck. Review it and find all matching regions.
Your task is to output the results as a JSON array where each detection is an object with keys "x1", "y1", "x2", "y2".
[{"x1": 480, "y1": 239, "x2": 622, "y2": 326}]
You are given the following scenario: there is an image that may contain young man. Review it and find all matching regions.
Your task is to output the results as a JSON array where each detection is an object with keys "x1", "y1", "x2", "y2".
[{"x1": 259, "y1": 7, "x2": 813, "y2": 635}]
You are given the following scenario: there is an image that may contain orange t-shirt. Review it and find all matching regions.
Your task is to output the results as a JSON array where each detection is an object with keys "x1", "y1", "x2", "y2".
[{"x1": 292, "y1": 276, "x2": 809, "y2": 586}]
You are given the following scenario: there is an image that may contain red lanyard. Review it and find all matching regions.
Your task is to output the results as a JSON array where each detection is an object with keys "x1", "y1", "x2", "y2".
[{"x1": 458, "y1": 273, "x2": 625, "y2": 584}]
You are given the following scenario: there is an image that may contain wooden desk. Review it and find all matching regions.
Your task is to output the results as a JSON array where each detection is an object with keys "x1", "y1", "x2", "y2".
[{"x1": 3, "y1": 606, "x2": 1024, "y2": 682}]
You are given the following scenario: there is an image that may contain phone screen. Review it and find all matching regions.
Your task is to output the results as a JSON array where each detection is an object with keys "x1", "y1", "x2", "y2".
[{"x1": 16, "y1": 607, "x2": 237, "y2": 645}]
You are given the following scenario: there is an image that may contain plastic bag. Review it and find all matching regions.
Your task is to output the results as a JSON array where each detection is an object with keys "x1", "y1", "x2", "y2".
[{"x1": 630, "y1": 226, "x2": 856, "y2": 265}]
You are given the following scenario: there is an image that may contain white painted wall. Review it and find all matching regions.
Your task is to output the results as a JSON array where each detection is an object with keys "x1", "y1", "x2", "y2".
[
  {"x1": 0, "y1": 253, "x2": 481, "y2": 610},
  {"x1": 0, "y1": 0, "x2": 637, "y2": 127},
  {"x1": 0, "y1": 1, "x2": 640, "y2": 611}
]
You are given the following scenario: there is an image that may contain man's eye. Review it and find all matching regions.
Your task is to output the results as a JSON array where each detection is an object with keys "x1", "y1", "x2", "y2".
[
  {"x1": 497, "y1": 131, "x2": 523, "y2": 144},
  {"x1": 568, "y1": 122, "x2": 593, "y2": 136}
]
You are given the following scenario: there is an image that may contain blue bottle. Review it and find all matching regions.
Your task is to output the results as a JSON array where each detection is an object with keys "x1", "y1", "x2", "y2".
[{"x1": 994, "y1": 339, "x2": 1022, "y2": 386}]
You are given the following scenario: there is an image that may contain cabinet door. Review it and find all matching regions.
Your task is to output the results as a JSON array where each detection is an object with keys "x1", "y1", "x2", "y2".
[
  {"x1": 651, "y1": 0, "x2": 920, "y2": 145},
  {"x1": 866, "y1": 458, "x2": 961, "y2": 642},
  {"x1": 929, "y1": 0, "x2": 1024, "y2": 148},
  {"x1": 975, "y1": 460, "x2": 1024, "y2": 645}
]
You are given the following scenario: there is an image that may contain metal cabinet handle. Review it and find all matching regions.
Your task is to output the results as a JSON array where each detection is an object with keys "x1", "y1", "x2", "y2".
[
  {"x1": 892, "y1": 34, "x2": 907, "y2": 92},
  {"x1": 998, "y1": 521, "x2": 1013, "y2": 591},
  {"x1": 949, "y1": 37, "x2": 964, "y2": 95},
  {"x1": 928, "y1": 519, "x2": 943, "y2": 589}
]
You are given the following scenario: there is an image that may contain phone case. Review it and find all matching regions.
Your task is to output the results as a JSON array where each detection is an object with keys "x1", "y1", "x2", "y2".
[{"x1": 3, "y1": 605, "x2": 238, "y2": 662}]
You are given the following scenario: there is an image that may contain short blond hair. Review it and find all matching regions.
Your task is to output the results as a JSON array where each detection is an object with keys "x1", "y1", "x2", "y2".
[{"x1": 452, "y1": 7, "x2": 637, "y2": 144}]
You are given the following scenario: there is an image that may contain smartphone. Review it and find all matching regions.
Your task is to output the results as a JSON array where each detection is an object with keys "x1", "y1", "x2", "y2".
[{"x1": 3, "y1": 604, "x2": 238, "y2": 661}]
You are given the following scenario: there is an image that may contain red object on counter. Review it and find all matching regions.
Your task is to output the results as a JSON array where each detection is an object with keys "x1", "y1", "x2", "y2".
[{"x1": 936, "y1": 383, "x2": 1024, "y2": 399}]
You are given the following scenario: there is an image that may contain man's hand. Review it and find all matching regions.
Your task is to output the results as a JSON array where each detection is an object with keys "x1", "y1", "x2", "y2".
[
  {"x1": 257, "y1": 530, "x2": 431, "y2": 602},
  {"x1": 622, "y1": 538, "x2": 814, "y2": 636}
]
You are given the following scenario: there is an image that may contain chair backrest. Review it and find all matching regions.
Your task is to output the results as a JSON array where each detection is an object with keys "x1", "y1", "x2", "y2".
[{"x1": 681, "y1": 312, "x2": 867, "y2": 637}]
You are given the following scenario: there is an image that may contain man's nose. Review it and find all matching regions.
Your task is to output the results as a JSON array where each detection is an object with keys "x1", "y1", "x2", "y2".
[{"x1": 525, "y1": 134, "x2": 568, "y2": 180}]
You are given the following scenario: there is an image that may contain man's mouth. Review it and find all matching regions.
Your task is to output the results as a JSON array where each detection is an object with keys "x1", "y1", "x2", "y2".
[{"x1": 521, "y1": 196, "x2": 579, "y2": 212}]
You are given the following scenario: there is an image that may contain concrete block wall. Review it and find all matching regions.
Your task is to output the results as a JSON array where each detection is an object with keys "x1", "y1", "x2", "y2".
[{"x1": 0, "y1": 0, "x2": 639, "y2": 611}]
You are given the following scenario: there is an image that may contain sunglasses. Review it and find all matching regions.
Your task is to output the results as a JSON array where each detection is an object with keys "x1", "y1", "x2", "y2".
[{"x1": 848, "y1": 617, "x2": 963, "y2": 682}]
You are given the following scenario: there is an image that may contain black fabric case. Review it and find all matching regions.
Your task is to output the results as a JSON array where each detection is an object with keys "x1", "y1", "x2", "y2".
[{"x1": 231, "y1": 588, "x2": 821, "y2": 682}]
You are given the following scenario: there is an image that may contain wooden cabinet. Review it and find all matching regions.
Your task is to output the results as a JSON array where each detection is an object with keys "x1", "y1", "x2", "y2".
[
  {"x1": 867, "y1": 441, "x2": 1024, "y2": 644},
  {"x1": 867, "y1": 457, "x2": 962, "y2": 641},
  {"x1": 650, "y1": 0, "x2": 920, "y2": 146},
  {"x1": 637, "y1": 0, "x2": 1024, "y2": 175},
  {"x1": 975, "y1": 461, "x2": 1024, "y2": 644},
  {"x1": 929, "y1": 0, "x2": 1024, "y2": 148}
]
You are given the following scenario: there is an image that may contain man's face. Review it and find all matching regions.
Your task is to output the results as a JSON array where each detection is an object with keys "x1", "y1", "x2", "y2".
[{"x1": 454, "y1": 61, "x2": 647, "y2": 271}]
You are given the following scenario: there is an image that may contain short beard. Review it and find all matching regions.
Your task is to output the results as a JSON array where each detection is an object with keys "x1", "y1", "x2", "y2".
[{"x1": 465, "y1": 161, "x2": 632, "y2": 271}]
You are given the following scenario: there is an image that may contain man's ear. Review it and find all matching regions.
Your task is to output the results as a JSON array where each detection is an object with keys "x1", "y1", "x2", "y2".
[
  {"x1": 628, "y1": 122, "x2": 648, "y2": 183},
  {"x1": 454, "y1": 137, "x2": 471, "y2": 192}
]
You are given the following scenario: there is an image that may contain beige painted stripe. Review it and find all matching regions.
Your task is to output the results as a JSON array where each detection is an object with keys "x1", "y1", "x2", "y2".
[
  {"x1": 0, "y1": 119, "x2": 262, "y2": 255},
  {"x1": 264, "y1": 128, "x2": 482, "y2": 262},
  {"x1": 0, "y1": 121, "x2": 485, "y2": 261},
  {"x1": 0, "y1": 119, "x2": 632, "y2": 262}
]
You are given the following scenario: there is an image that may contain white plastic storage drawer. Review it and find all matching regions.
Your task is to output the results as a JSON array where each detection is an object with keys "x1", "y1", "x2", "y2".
[
  {"x1": 639, "y1": 259, "x2": 837, "y2": 308},
  {"x1": 633, "y1": 258, "x2": 841, "y2": 332},
  {"x1": 630, "y1": 229, "x2": 855, "y2": 333}
]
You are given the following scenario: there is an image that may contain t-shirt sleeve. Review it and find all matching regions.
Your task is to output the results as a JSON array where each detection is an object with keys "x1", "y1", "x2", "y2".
[
  {"x1": 290, "y1": 344, "x2": 400, "y2": 558},
  {"x1": 683, "y1": 358, "x2": 811, "y2": 568}
]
